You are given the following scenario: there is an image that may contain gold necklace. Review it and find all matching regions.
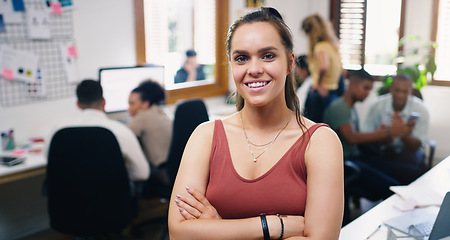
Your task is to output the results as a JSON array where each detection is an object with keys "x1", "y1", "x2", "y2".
[{"x1": 239, "y1": 111, "x2": 292, "y2": 162}]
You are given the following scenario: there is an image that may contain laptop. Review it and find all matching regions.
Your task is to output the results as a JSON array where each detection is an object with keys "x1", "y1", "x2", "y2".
[{"x1": 383, "y1": 191, "x2": 450, "y2": 239}]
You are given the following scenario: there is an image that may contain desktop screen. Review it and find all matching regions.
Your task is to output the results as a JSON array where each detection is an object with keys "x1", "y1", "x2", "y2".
[{"x1": 99, "y1": 65, "x2": 165, "y2": 113}]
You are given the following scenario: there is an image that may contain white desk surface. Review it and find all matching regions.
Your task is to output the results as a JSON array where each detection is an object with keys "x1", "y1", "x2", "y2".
[
  {"x1": 0, "y1": 153, "x2": 46, "y2": 184},
  {"x1": 340, "y1": 155, "x2": 450, "y2": 240}
]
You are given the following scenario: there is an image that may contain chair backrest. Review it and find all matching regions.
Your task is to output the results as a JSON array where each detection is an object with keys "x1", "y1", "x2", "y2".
[
  {"x1": 46, "y1": 127, "x2": 133, "y2": 236},
  {"x1": 166, "y1": 99, "x2": 209, "y2": 185}
]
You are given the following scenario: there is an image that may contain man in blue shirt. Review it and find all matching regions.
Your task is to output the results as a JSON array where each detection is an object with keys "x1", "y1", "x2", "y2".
[{"x1": 174, "y1": 49, "x2": 205, "y2": 83}]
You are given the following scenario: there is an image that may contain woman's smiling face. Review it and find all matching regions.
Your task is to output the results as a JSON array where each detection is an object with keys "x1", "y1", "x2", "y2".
[{"x1": 230, "y1": 21, "x2": 294, "y2": 108}]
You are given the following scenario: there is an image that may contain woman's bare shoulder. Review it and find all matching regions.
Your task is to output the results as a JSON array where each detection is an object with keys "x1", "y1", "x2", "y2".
[
  {"x1": 192, "y1": 120, "x2": 216, "y2": 139},
  {"x1": 301, "y1": 116, "x2": 341, "y2": 147}
]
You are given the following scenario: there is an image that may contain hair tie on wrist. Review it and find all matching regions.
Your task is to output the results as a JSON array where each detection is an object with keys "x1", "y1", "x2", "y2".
[
  {"x1": 277, "y1": 214, "x2": 284, "y2": 240},
  {"x1": 260, "y1": 214, "x2": 270, "y2": 240}
]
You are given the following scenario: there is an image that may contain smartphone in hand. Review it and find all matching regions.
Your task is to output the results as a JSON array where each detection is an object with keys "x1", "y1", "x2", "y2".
[{"x1": 407, "y1": 112, "x2": 420, "y2": 126}]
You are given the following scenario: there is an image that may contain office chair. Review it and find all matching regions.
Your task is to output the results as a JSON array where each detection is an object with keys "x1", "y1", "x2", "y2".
[
  {"x1": 426, "y1": 139, "x2": 437, "y2": 170},
  {"x1": 135, "y1": 98, "x2": 209, "y2": 240},
  {"x1": 46, "y1": 127, "x2": 134, "y2": 238},
  {"x1": 166, "y1": 98, "x2": 210, "y2": 185}
]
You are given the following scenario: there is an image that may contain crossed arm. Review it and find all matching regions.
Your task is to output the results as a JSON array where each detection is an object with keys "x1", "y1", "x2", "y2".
[{"x1": 168, "y1": 122, "x2": 344, "y2": 239}]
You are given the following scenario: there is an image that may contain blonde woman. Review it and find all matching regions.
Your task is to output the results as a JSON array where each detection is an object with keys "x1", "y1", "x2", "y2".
[{"x1": 301, "y1": 14, "x2": 343, "y2": 122}]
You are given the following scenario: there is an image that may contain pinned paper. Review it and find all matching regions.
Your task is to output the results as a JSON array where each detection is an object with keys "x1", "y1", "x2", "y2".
[
  {"x1": 51, "y1": 3, "x2": 63, "y2": 15},
  {"x1": 2, "y1": 68, "x2": 14, "y2": 80},
  {"x1": 59, "y1": 43, "x2": 78, "y2": 83},
  {"x1": 26, "y1": 9, "x2": 51, "y2": 39},
  {"x1": 67, "y1": 45, "x2": 77, "y2": 57},
  {"x1": 0, "y1": 46, "x2": 39, "y2": 83}
]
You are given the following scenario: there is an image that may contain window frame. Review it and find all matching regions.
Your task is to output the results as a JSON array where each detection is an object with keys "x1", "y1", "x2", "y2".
[
  {"x1": 430, "y1": 0, "x2": 450, "y2": 86},
  {"x1": 330, "y1": 0, "x2": 406, "y2": 75},
  {"x1": 134, "y1": 0, "x2": 230, "y2": 104}
]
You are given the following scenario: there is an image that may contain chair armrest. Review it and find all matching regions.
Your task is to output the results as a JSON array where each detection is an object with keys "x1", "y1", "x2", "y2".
[{"x1": 427, "y1": 139, "x2": 437, "y2": 169}]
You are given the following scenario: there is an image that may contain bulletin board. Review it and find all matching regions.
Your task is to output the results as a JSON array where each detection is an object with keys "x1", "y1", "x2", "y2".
[{"x1": 0, "y1": 0, "x2": 77, "y2": 107}]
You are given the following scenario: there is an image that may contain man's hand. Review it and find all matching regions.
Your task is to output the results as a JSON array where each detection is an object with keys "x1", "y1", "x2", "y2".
[{"x1": 390, "y1": 112, "x2": 413, "y2": 138}]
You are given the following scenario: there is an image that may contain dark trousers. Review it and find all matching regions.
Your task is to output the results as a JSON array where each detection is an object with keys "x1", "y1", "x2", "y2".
[
  {"x1": 347, "y1": 155, "x2": 400, "y2": 201},
  {"x1": 304, "y1": 89, "x2": 338, "y2": 123},
  {"x1": 362, "y1": 147, "x2": 427, "y2": 185},
  {"x1": 303, "y1": 76, "x2": 345, "y2": 122}
]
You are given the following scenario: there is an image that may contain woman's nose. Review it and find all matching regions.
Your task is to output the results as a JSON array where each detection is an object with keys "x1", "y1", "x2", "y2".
[{"x1": 247, "y1": 60, "x2": 263, "y2": 77}]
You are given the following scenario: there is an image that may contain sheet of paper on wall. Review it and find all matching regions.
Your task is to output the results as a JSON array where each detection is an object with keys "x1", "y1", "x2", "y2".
[
  {"x1": 0, "y1": 46, "x2": 40, "y2": 83},
  {"x1": 26, "y1": 9, "x2": 51, "y2": 40},
  {"x1": 25, "y1": 67, "x2": 45, "y2": 97},
  {"x1": 0, "y1": 0, "x2": 23, "y2": 24},
  {"x1": 59, "y1": 43, "x2": 78, "y2": 83}
]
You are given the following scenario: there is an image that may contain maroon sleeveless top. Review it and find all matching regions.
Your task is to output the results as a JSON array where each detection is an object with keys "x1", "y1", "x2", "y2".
[{"x1": 205, "y1": 120, "x2": 328, "y2": 219}]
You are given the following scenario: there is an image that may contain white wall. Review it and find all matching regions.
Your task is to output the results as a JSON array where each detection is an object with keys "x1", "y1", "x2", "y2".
[{"x1": 0, "y1": 0, "x2": 136, "y2": 145}]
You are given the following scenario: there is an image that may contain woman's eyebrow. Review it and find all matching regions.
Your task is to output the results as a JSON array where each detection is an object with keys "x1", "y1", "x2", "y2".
[
  {"x1": 258, "y1": 46, "x2": 278, "y2": 53},
  {"x1": 232, "y1": 50, "x2": 248, "y2": 55},
  {"x1": 232, "y1": 46, "x2": 278, "y2": 55}
]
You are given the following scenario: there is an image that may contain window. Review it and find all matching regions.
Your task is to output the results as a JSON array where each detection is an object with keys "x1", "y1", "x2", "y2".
[
  {"x1": 432, "y1": 0, "x2": 450, "y2": 84},
  {"x1": 333, "y1": 0, "x2": 403, "y2": 76},
  {"x1": 134, "y1": 0, "x2": 229, "y2": 103},
  {"x1": 334, "y1": 0, "x2": 450, "y2": 85}
]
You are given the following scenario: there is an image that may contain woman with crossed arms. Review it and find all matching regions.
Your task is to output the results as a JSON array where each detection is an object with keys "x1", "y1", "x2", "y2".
[{"x1": 168, "y1": 7, "x2": 343, "y2": 240}]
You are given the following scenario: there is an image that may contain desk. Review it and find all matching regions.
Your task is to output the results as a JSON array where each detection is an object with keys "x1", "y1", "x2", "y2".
[
  {"x1": 340, "y1": 156, "x2": 450, "y2": 239},
  {"x1": 0, "y1": 153, "x2": 49, "y2": 239},
  {"x1": 0, "y1": 153, "x2": 46, "y2": 184}
]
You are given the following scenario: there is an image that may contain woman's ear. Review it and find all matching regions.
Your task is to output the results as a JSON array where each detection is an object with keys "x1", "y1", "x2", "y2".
[
  {"x1": 287, "y1": 52, "x2": 295, "y2": 73},
  {"x1": 143, "y1": 100, "x2": 150, "y2": 109}
]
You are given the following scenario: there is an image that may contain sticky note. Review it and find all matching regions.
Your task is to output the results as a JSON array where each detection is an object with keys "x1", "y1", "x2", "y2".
[
  {"x1": 51, "y1": 3, "x2": 63, "y2": 15},
  {"x1": 67, "y1": 45, "x2": 77, "y2": 57},
  {"x1": 2, "y1": 68, "x2": 14, "y2": 80}
]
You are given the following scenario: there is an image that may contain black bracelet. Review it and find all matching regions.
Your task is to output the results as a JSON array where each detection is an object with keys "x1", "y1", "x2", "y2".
[
  {"x1": 277, "y1": 214, "x2": 284, "y2": 240},
  {"x1": 260, "y1": 214, "x2": 270, "y2": 240}
]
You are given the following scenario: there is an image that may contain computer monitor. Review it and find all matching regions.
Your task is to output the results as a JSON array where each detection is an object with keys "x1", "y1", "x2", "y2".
[{"x1": 99, "y1": 65, "x2": 165, "y2": 113}]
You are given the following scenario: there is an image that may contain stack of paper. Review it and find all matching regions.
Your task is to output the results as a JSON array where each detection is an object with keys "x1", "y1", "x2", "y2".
[{"x1": 390, "y1": 185, "x2": 445, "y2": 211}]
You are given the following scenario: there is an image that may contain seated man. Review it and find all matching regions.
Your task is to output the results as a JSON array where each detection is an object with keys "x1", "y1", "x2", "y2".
[
  {"x1": 323, "y1": 69, "x2": 400, "y2": 200},
  {"x1": 46, "y1": 79, "x2": 150, "y2": 185},
  {"x1": 174, "y1": 49, "x2": 205, "y2": 83},
  {"x1": 363, "y1": 74, "x2": 429, "y2": 184}
]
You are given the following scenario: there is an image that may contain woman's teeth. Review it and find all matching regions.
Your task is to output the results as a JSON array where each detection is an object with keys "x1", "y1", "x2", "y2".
[{"x1": 247, "y1": 82, "x2": 267, "y2": 88}]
